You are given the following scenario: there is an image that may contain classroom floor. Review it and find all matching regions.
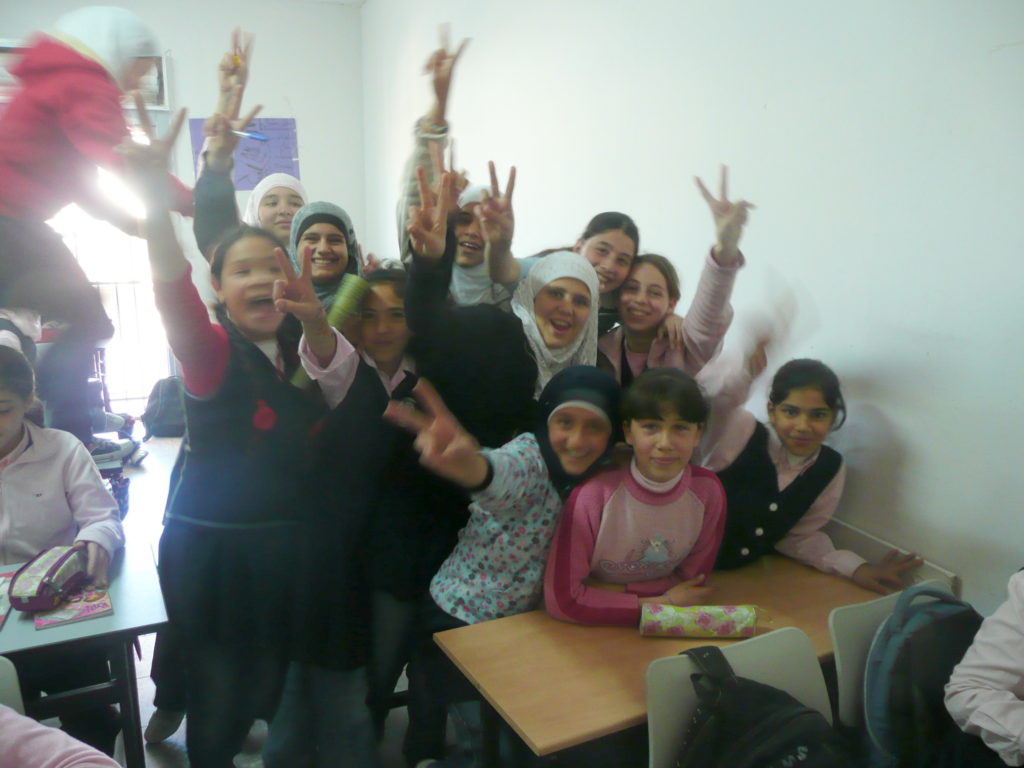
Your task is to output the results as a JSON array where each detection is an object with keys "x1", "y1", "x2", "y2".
[{"x1": 113, "y1": 436, "x2": 412, "y2": 768}]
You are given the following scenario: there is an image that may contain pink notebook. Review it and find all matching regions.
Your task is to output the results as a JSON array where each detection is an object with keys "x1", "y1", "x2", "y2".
[{"x1": 34, "y1": 588, "x2": 114, "y2": 630}]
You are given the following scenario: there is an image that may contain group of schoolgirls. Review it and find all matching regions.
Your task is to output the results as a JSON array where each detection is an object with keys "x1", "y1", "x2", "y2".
[{"x1": 0, "y1": 10, "x2": 929, "y2": 768}]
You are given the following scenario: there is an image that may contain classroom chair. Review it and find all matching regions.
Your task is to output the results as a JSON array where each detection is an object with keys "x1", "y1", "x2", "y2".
[
  {"x1": 645, "y1": 627, "x2": 833, "y2": 768},
  {"x1": 827, "y1": 578, "x2": 951, "y2": 728},
  {"x1": 0, "y1": 655, "x2": 25, "y2": 714}
]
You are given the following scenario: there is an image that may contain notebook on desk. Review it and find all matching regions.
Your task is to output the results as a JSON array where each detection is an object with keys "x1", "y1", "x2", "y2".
[{"x1": 34, "y1": 588, "x2": 114, "y2": 630}]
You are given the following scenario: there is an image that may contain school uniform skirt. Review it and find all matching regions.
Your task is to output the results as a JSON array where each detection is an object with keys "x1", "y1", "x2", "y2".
[{"x1": 158, "y1": 518, "x2": 302, "y2": 655}]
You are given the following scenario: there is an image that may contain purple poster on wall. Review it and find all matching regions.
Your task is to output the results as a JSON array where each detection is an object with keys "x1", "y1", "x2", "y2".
[{"x1": 188, "y1": 117, "x2": 300, "y2": 190}]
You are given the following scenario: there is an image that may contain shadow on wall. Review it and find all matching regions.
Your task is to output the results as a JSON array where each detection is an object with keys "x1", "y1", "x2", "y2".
[{"x1": 828, "y1": 398, "x2": 908, "y2": 539}]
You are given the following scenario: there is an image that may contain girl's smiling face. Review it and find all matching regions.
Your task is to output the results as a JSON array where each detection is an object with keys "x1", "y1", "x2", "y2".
[
  {"x1": 212, "y1": 235, "x2": 286, "y2": 341},
  {"x1": 574, "y1": 228, "x2": 636, "y2": 295},
  {"x1": 533, "y1": 278, "x2": 592, "y2": 350},
  {"x1": 619, "y1": 262, "x2": 677, "y2": 334},
  {"x1": 300, "y1": 222, "x2": 349, "y2": 284},
  {"x1": 359, "y1": 283, "x2": 411, "y2": 375},
  {"x1": 624, "y1": 408, "x2": 703, "y2": 483},
  {"x1": 0, "y1": 388, "x2": 30, "y2": 460},
  {"x1": 767, "y1": 386, "x2": 835, "y2": 457},
  {"x1": 259, "y1": 187, "x2": 305, "y2": 241},
  {"x1": 548, "y1": 405, "x2": 612, "y2": 475}
]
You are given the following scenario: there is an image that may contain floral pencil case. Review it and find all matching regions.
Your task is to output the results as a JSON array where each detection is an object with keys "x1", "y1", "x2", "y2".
[
  {"x1": 8, "y1": 545, "x2": 88, "y2": 612},
  {"x1": 639, "y1": 603, "x2": 760, "y2": 638}
]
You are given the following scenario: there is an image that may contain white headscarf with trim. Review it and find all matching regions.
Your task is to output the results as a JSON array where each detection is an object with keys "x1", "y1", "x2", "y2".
[
  {"x1": 52, "y1": 7, "x2": 159, "y2": 89},
  {"x1": 242, "y1": 173, "x2": 307, "y2": 228},
  {"x1": 512, "y1": 250, "x2": 599, "y2": 395}
]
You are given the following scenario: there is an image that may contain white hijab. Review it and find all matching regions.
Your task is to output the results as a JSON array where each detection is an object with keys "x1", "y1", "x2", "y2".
[
  {"x1": 512, "y1": 250, "x2": 600, "y2": 395},
  {"x1": 52, "y1": 7, "x2": 159, "y2": 89},
  {"x1": 242, "y1": 173, "x2": 307, "y2": 228}
]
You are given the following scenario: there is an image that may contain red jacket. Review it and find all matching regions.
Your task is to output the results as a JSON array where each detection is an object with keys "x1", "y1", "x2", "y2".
[{"x1": 0, "y1": 36, "x2": 191, "y2": 221}]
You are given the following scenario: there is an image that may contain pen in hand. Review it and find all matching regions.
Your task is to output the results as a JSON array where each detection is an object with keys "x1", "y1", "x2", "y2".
[{"x1": 231, "y1": 129, "x2": 267, "y2": 141}]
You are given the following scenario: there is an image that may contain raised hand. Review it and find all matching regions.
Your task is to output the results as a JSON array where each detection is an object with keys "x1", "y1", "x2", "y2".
[
  {"x1": 384, "y1": 379, "x2": 489, "y2": 488},
  {"x1": 408, "y1": 168, "x2": 452, "y2": 261},
  {"x1": 118, "y1": 97, "x2": 186, "y2": 198},
  {"x1": 424, "y1": 24, "x2": 469, "y2": 127},
  {"x1": 852, "y1": 550, "x2": 924, "y2": 594},
  {"x1": 476, "y1": 161, "x2": 516, "y2": 246},
  {"x1": 745, "y1": 337, "x2": 770, "y2": 379},
  {"x1": 216, "y1": 27, "x2": 254, "y2": 113},
  {"x1": 695, "y1": 165, "x2": 755, "y2": 265},
  {"x1": 428, "y1": 139, "x2": 469, "y2": 209},
  {"x1": 204, "y1": 83, "x2": 263, "y2": 171},
  {"x1": 272, "y1": 247, "x2": 324, "y2": 324},
  {"x1": 359, "y1": 244, "x2": 381, "y2": 276}
]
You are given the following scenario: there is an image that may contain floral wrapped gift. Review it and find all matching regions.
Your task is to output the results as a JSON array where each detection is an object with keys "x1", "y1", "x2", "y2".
[{"x1": 639, "y1": 603, "x2": 760, "y2": 638}]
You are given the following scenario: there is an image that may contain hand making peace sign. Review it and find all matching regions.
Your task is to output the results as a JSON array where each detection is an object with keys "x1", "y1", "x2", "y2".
[
  {"x1": 384, "y1": 379, "x2": 490, "y2": 489},
  {"x1": 695, "y1": 165, "x2": 755, "y2": 265}
]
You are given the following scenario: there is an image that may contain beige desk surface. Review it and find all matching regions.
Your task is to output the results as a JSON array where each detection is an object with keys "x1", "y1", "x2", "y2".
[{"x1": 434, "y1": 555, "x2": 877, "y2": 755}]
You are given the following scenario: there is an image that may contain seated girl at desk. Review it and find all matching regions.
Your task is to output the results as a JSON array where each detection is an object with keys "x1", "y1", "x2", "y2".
[
  {"x1": 544, "y1": 368, "x2": 726, "y2": 626},
  {"x1": 0, "y1": 345, "x2": 124, "y2": 754},
  {"x1": 385, "y1": 366, "x2": 621, "y2": 766},
  {"x1": 700, "y1": 353, "x2": 920, "y2": 593},
  {"x1": 945, "y1": 569, "x2": 1024, "y2": 767}
]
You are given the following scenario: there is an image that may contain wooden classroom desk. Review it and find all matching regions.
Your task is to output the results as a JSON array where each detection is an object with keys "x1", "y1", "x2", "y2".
[{"x1": 434, "y1": 554, "x2": 877, "y2": 757}]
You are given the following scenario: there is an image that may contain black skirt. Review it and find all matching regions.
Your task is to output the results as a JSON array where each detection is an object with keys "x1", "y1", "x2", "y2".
[{"x1": 158, "y1": 519, "x2": 302, "y2": 654}]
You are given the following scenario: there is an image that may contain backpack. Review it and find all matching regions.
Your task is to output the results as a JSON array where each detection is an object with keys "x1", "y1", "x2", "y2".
[
  {"x1": 675, "y1": 645, "x2": 854, "y2": 768},
  {"x1": 141, "y1": 376, "x2": 186, "y2": 439},
  {"x1": 863, "y1": 585, "x2": 984, "y2": 768}
]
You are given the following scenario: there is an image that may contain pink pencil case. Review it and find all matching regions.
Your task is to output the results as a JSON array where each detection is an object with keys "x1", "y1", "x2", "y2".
[
  {"x1": 8, "y1": 546, "x2": 88, "y2": 612},
  {"x1": 639, "y1": 603, "x2": 760, "y2": 638}
]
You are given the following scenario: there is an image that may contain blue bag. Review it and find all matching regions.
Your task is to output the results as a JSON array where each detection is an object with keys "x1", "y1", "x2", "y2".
[{"x1": 863, "y1": 585, "x2": 983, "y2": 768}]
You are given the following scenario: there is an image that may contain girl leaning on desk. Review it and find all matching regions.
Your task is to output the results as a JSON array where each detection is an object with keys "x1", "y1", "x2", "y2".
[{"x1": 0, "y1": 346, "x2": 125, "y2": 755}]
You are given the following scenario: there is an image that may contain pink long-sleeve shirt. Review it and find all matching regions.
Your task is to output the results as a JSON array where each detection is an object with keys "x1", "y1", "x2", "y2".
[
  {"x1": 945, "y1": 571, "x2": 1024, "y2": 766},
  {"x1": 544, "y1": 462, "x2": 726, "y2": 626},
  {"x1": 0, "y1": 704, "x2": 120, "y2": 768},
  {"x1": 598, "y1": 249, "x2": 742, "y2": 382}
]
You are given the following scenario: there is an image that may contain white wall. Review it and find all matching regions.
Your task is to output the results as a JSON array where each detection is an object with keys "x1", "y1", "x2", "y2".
[
  {"x1": 360, "y1": 0, "x2": 1024, "y2": 612},
  {"x1": 3, "y1": 0, "x2": 365, "y2": 232},
  {"x1": 4, "y1": 1, "x2": 1022, "y2": 612}
]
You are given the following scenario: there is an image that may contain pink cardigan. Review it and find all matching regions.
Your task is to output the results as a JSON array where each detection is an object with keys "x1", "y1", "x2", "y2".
[
  {"x1": 597, "y1": 249, "x2": 742, "y2": 382},
  {"x1": 0, "y1": 705, "x2": 119, "y2": 768}
]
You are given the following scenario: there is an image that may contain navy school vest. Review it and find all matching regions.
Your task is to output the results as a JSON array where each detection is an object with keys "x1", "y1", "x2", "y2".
[
  {"x1": 715, "y1": 422, "x2": 842, "y2": 570},
  {"x1": 165, "y1": 313, "x2": 324, "y2": 528}
]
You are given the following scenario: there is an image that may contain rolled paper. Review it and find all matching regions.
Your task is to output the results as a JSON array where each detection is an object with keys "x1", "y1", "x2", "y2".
[
  {"x1": 639, "y1": 603, "x2": 759, "y2": 638},
  {"x1": 290, "y1": 273, "x2": 371, "y2": 388}
]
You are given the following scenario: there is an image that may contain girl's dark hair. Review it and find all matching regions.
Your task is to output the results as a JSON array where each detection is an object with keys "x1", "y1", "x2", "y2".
[
  {"x1": 535, "y1": 211, "x2": 640, "y2": 259},
  {"x1": 209, "y1": 225, "x2": 287, "y2": 280},
  {"x1": 0, "y1": 346, "x2": 35, "y2": 400},
  {"x1": 622, "y1": 367, "x2": 708, "y2": 425},
  {"x1": 580, "y1": 212, "x2": 640, "y2": 253},
  {"x1": 629, "y1": 253, "x2": 681, "y2": 302},
  {"x1": 769, "y1": 359, "x2": 847, "y2": 430},
  {"x1": 364, "y1": 268, "x2": 408, "y2": 304}
]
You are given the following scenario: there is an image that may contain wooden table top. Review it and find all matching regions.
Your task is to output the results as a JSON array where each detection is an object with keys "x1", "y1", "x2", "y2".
[{"x1": 434, "y1": 555, "x2": 877, "y2": 755}]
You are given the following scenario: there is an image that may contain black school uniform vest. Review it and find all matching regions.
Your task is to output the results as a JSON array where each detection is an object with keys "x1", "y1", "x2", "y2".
[
  {"x1": 165, "y1": 314, "x2": 322, "y2": 528},
  {"x1": 715, "y1": 422, "x2": 842, "y2": 570}
]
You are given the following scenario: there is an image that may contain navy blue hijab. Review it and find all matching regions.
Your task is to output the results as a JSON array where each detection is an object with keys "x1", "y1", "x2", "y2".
[{"x1": 535, "y1": 366, "x2": 622, "y2": 499}]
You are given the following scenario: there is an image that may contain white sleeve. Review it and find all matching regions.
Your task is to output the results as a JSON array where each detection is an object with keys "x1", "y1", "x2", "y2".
[
  {"x1": 64, "y1": 441, "x2": 124, "y2": 559},
  {"x1": 945, "y1": 572, "x2": 1024, "y2": 766}
]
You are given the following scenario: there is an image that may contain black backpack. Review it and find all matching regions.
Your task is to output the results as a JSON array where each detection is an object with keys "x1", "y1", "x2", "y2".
[
  {"x1": 141, "y1": 376, "x2": 186, "y2": 439},
  {"x1": 862, "y1": 586, "x2": 985, "y2": 768},
  {"x1": 675, "y1": 645, "x2": 854, "y2": 768}
]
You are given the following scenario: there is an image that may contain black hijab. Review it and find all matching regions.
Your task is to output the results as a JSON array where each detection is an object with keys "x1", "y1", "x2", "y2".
[{"x1": 535, "y1": 366, "x2": 622, "y2": 499}]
